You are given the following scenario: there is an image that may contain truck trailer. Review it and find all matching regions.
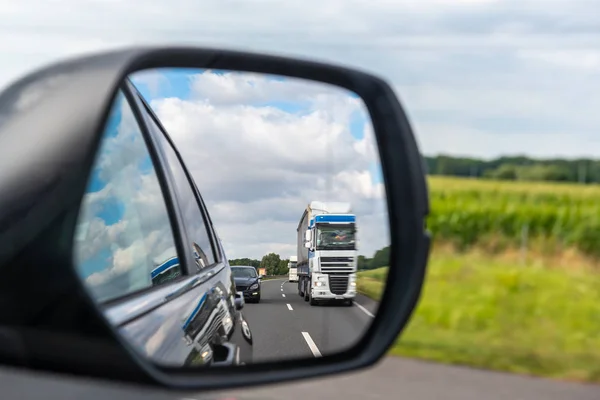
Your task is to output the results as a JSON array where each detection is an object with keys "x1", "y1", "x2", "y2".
[
  {"x1": 288, "y1": 256, "x2": 298, "y2": 282},
  {"x1": 296, "y1": 201, "x2": 357, "y2": 306}
]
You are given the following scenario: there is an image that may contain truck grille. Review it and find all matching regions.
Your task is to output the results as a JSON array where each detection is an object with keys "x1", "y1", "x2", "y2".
[
  {"x1": 328, "y1": 275, "x2": 349, "y2": 295},
  {"x1": 320, "y1": 256, "x2": 354, "y2": 273}
]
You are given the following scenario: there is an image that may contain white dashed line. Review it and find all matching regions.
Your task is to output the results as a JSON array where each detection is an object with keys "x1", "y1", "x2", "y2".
[
  {"x1": 301, "y1": 332, "x2": 322, "y2": 358},
  {"x1": 281, "y1": 288, "x2": 283, "y2": 291},
  {"x1": 355, "y1": 301, "x2": 374, "y2": 318},
  {"x1": 286, "y1": 303, "x2": 293, "y2": 311},
  {"x1": 282, "y1": 294, "x2": 286, "y2": 297}
]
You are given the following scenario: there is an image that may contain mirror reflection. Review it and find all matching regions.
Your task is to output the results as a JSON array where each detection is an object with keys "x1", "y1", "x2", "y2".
[{"x1": 73, "y1": 68, "x2": 389, "y2": 367}]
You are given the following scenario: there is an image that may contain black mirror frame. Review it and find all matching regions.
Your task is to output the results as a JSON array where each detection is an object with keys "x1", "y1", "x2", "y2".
[{"x1": 0, "y1": 46, "x2": 430, "y2": 392}]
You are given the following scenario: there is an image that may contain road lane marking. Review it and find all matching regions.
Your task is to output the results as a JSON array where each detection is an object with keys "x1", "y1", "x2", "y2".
[
  {"x1": 355, "y1": 302, "x2": 374, "y2": 318},
  {"x1": 281, "y1": 288, "x2": 283, "y2": 291},
  {"x1": 282, "y1": 294, "x2": 286, "y2": 297},
  {"x1": 286, "y1": 303, "x2": 293, "y2": 310},
  {"x1": 301, "y1": 332, "x2": 322, "y2": 357}
]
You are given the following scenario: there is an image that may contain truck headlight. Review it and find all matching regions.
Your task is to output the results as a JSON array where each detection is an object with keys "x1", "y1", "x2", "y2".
[
  {"x1": 249, "y1": 283, "x2": 259, "y2": 290},
  {"x1": 350, "y1": 281, "x2": 356, "y2": 287},
  {"x1": 317, "y1": 276, "x2": 327, "y2": 282}
]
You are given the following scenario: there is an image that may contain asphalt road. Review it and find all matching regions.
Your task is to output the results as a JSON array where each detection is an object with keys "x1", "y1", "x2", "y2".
[
  {"x1": 215, "y1": 356, "x2": 600, "y2": 400},
  {"x1": 242, "y1": 278, "x2": 379, "y2": 362},
  {"x1": 3, "y1": 278, "x2": 598, "y2": 399}
]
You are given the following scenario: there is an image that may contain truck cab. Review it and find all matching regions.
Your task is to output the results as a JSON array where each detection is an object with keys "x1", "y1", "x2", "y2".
[
  {"x1": 296, "y1": 202, "x2": 358, "y2": 306},
  {"x1": 288, "y1": 256, "x2": 298, "y2": 282}
]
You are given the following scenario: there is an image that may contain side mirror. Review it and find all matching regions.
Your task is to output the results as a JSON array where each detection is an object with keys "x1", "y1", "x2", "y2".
[
  {"x1": 0, "y1": 46, "x2": 429, "y2": 392},
  {"x1": 304, "y1": 229, "x2": 311, "y2": 242},
  {"x1": 258, "y1": 274, "x2": 264, "y2": 280},
  {"x1": 234, "y1": 291, "x2": 245, "y2": 310}
]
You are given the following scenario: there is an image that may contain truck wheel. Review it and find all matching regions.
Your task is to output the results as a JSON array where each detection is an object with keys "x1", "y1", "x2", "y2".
[
  {"x1": 344, "y1": 299, "x2": 353, "y2": 307},
  {"x1": 304, "y1": 283, "x2": 309, "y2": 302},
  {"x1": 309, "y1": 293, "x2": 317, "y2": 306}
]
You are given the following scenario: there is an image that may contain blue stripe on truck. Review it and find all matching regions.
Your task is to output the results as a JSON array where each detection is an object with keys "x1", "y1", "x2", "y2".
[
  {"x1": 314, "y1": 214, "x2": 356, "y2": 223},
  {"x1": 309, "y1": 215, "x2": 355, "y2": 227}
]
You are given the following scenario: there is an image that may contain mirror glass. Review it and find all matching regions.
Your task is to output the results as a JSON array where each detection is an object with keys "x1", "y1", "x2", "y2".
[{"x1": 73, "y1": 68, "x2": 389, "y2": 367}]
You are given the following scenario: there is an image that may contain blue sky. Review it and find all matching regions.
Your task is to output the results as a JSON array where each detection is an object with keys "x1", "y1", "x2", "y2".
[{"x1": 131, "y1": 68, "x2": 384, "y2": 184}]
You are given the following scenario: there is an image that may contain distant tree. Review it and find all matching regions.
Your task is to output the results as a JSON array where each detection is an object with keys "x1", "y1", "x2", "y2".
[
  {"x1": 358, "y1": 245, "x2": 390, "y2": 270},
  {"x1": 423, "y1": 154, "x2": 600, "y2": 184},
  {"x1": 370, "y1": 246, "x2": 390, "y2": 269},
  {"x1": 277, "y1": 259, "x2": 289, "y2": 275},
  {"x1": 261, "y1": 252, "x2": 283, "y2": 276},
  {"x1": 517, "y1": 164, "x2": 571, "y2": 182},
  {"x1": 229, "y1": 258, "x2": 260, "y2": 268},
  {"x1": 357, "y1": 255, "x2": 370, "y2": 270},
  {"x1": 485, "y1": 164, "x2": 518, "y2": 180}
]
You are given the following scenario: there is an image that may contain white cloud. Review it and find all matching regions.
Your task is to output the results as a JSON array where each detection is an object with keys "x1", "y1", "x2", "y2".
[
  {"x1": 2, "y1": 0, "x2": 599, "y2": 162},
  {"x1": 139, "y1": 70, "x2": 387, "y2": 259},
  {"x1": 74, "y1": 91, "x2": 179, "y2": 300}
]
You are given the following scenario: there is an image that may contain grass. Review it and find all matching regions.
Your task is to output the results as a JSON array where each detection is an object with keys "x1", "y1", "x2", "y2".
[
  {"x1": 357, "y1": 248, "x2": 600, "y2": 383},
  {"x1": 355, "y1": 176, "x2": 600, "y2": 381},
  {"x1": 356, "y1": 268, "x2": 386, "y2": 301}
]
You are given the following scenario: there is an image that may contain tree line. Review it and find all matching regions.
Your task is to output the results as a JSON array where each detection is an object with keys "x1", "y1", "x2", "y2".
[
  {"x1": 230, "y1": 246, "x2": 390, "y2": 275},
  {"x1": 424, "y1": 155, "x2": 600, "y2": 183},
  {"x1": 229, "y1": 253, "x2": 290, "y2": 276}
]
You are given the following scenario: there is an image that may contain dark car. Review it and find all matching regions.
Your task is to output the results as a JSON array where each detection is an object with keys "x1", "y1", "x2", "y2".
[{"x1": 231, "y1": 266, "x2": 262, "y2": 303}]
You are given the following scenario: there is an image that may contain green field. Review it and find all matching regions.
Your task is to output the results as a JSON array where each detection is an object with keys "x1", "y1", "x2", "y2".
[
  {"x1": 428, "y1": 176, "x2": 600, "y2": 260},
  {"x1": 356, "y1": 176, "x2": 600, "y2": 382}
]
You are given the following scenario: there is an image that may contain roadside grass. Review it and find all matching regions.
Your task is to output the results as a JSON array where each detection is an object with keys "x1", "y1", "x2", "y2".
[
  {"x1": 356, "y1": 248, "x2": 600, "y2": 383},
  {"x1": 356, "y1": 269, "x2": 386, "y2": 301}
]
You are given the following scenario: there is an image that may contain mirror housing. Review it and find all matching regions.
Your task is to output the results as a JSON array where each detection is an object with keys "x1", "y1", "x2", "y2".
[
  {"x1": 304, "y1": 229, "x2": 311, "y2": 242},
  {"x1": 0, "y1": 46, "x2": 430, "y2": 392}
]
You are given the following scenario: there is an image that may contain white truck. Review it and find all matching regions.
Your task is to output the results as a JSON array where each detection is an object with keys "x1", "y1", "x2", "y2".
[
  {"x1": 288, "y1": 256, "x2": 298, "y2": 282},
  {"x1": 296, "y1": 201, "x2": 357, "y2": 306}
]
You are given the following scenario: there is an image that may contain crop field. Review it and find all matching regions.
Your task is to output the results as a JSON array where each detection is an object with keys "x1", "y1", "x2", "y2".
[
  {"x1": 356, "y1": 176, "x2": 600, "y2": 382},
  {"x1": 427, "y1": 176, "x2": 600, "y2": 260}
]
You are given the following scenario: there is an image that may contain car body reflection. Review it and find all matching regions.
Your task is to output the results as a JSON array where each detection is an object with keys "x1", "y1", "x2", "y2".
[{"x1": 112, "y1": 262, "x2": 253, "y2": 367}]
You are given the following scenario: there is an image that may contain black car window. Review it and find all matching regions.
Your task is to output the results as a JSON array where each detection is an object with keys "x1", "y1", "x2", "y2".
[
  {"x1": 143, "y1": 108, "x2": 217, "y2": 273},
  {"x1": 73, "y1": 89, "x2": 182, "y2": 303},
  {"x1": 231, "y1": 268, "x2": 258, "y2": 278}
]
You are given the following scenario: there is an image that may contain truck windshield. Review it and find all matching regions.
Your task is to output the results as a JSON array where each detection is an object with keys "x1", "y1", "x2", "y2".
[
  {"x1": 316, "y1": 224, "x2": 356, "y2": 250},
  {"x1": 290, "y1": 262, "x2": 297, "y2": 269}
]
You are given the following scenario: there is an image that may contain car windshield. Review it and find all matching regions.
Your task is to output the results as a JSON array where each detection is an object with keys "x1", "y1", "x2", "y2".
[{"x1": 232, "y1": 267, "x2": 257, "y2": 278}]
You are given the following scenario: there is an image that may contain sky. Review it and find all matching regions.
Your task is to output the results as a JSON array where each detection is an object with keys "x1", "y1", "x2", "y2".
[
  {"x1": 130, "y1": 68, "x2": 387, "y2": 260},
  {"x1": 3, "y1": 1, "x2": 600, "y2": 161},
  {"x1": 3, "y1": 0, "x2": 600, "y2": 258}
]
